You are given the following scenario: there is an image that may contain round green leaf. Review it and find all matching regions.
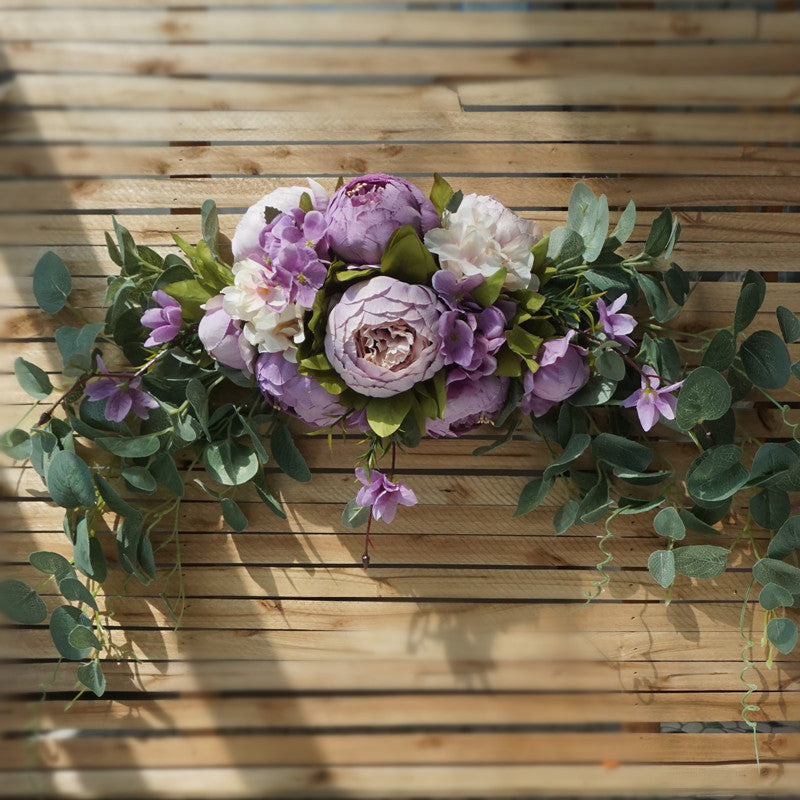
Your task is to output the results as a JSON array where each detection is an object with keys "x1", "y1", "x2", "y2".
[
  {"x1": 739, "y1": 330, "x2": 791, "y2": 390},
  {"x1": 654, "y1": 507, "x2": 686, "y2": 540},
  {"x1": 59, "y1": 577, "x2": 98, "y2": 611},
  {"x1": 777, "y1": 306, "x2": 800, "y2": 344},
  {"x1": 767, "y1": 617, "x2": 798, "y2": 655},
  {"x1": 701, "y1": 330, "x2": 736, "y2": 373},
  {"x1": 767, "y1": 516, "x2": 800, "y2": 560},
  {"x1": 77, "y1": 660, "x2": 106, "y2": 697},
  {"x1": 68, "y1": 625, "x2": 101, "y2": 651},
  {"x1": 759, "y1": 583, "x2": 793, "y2": 611},
  {"x1": 0, "y1": 579, "x2": 47, "y2": 624},
  {"x1": 122, "y1": 466, "x2": 157, "y2": 494},
  {"x1": 342, "y1": 498, "x2": 370, "y2": 529},
  {"x1": 675, "y1": 366, "x2": 731, "y2": 431},
  {"x1": 753, "y1": 558, "x2": 800, "y2": 594},
  {"x1": 0, "y1": 428, "x2": 32, "y2": 461},
  {"x1": 678, "y1": 508, "x2": 721, "y2": 536},
  {"x1": 648, "y1": 550, "x2": 675, "y2": 589},
  {"x1": 33, "y1": 251, "x2": 72, "y2": 314},
  {"x1": 595, "y1": 349, "x2": 625, "y2": 381},
  {"x1": 748, "y1": 443, "x2": 797, "y2": 488},
  {"x1": 204, "y1": 440, "x2": 259, "y2": 486},
  {"x1": 733, "y1": 270, "x2": 765, "y2": 333},
  {"x1": 49, "y1": 605, "x2": 93, "y2": 661},
  {"x1": 30, "y1": 550, "x2": 75, "y2": 582},
  {"x1": 46, "y1": 450, "x2": 96, "y2": 508},
  {"x1": 95, "y1": 435, "x2": 161, "y2": 458},
  {"x1": 673, "y1": 545, "x2": 728, "y2": 579},
  {"x1": 14, "y1": 357, "x2": 53, "y2": 400},
  {"x1": 750, "y1": 487, "x2": 790, "y2": 532},
  {"x1": 685, "y1": 445, "x2": 748, "y2": 506}
]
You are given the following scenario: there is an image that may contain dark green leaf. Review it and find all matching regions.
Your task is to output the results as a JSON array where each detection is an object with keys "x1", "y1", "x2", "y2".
[
  {"x1": 749, "y1": 443, "x2": 798, "y2": 488},
  {"x1": 252, "y1": 472, "x2": 287, "y2": 519},
  {"x1": 685, "y1": 445, "x2": 748, "y2": 506},
  {"x1": 648, "y1": 550, "x2": 675, "y2": 589},
  {"x1": 0, "y1": 579, "x2": 47, "y2": 624},
  {"x1": 46, "y1": 450, "x2": 96, "y2": 508},
  {"x1": 567, "y1": 375, "x2": 617, "y2": 407},
  {"x1": 49, "y1": 605, "x2": 93, "y2": 660},
  {"x1": 59, "y1": 577, "x2": 98, "y2": 611},
  {"x1": 94, "y1": 435, "x2": 161, "y2": 458},
  {"x1": 68, "y1": 625, "x2": 101, "y2": 651},
  {"x1": 733, "y1": 270, "x2": 766, "y2": 333},
  {"x1": 767, "y1": 617, "x2": 798, "y2": 654},
  {"x1": 14, "y1": 357, "x2": 52, "y2": 400},
  {"x1": 739, "y1": 330, "x2": 791, "y2": 390},
  {"x1": 753, "y1": 558, "x2": 800, "y2": 594},
  {"x1": 149, "y1": 452, "x2": 185, "y2": 497},
  {"x1": 673, "y1": 545, "x2": 728, "y2": 579},
  {"x1": 675, "y1": 366, "x2": 731, "y2": 431},
  {"x1": 592, "y1": 433, "x2": 653, "y2": 473},
  {"x1": 122, "y1": 466, "x2": 157, "y2": 494},
  {"x1": 636, "y1": 273, "x2": 670, "y2": 322},
  {"x1": 750, "y1": 487, "x2": 790, "y2": 531},
  {"x1": 30, "y1": 550, "x2": 75, "y2": 583},
  {"x1": 514, "y1": 476, "x2": 553, "y2": 517},
  {"x1": 701, "y1": 330, "x2": 736, "y2": 373},
  {"x1": 33, "y1": 251, "x2": 72, "y2": 313},
  {"x1": 220, "y1": 497, "x2": 248, "y2": 532},
  {"x1": 767, "y1": 517, "x2": 800, "y2": 560},
  {"x1": 595, "y1": 349, "x2": 625, "y2": 381},
  {"x1": 644, "y1": 208, "x2": 673, "y2": 256},
  {"x1": 77, "y1": 660, "x2": 106, "y2": 697},
  {"x1": 678, "y1": 508, "x2": 721, "y2": 536},
  {"x1": 94, "y1": 474, "x2": 139, "y2": 518},
  {"x1": 664, "y1": 262, "x2": 691, "y2": 305},
  {"x1": 777, "y1": 306, "x2": 800, "y2": 343},
  {"x1": 553, "y1": 499, "x2": 579, "y2": 535},
  {"x1": 543, "y1": 434, "x2": 591, "y2": 480},
  {"x1": 577, "y1": 476, "x2": 611, "y2": 523}
]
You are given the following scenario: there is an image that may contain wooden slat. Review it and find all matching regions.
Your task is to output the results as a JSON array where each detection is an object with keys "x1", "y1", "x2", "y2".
[
  {"x1": 3, "y1": 141, "x2": 800, "y2": 178},
  {"x1": 6, "y1": 42, "x2": 800, "y2": 79},
  {"x1": 4, "y1": 109, "x2": 800, "y2": 146},
  {"x1": 0, "y1": 10, "x2": 761, "y2": 43}
]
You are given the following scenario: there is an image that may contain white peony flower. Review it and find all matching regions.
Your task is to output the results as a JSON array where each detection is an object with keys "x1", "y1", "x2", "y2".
[
  {"x1": 232, "y1": 178, "x2": 328, "y2": 263},
  {"x1": 424, "y1": 194, "x2": 543, "y2": 291},
  {"x1": 243, "y1": 303, "x2": 306, "y2": 361}
]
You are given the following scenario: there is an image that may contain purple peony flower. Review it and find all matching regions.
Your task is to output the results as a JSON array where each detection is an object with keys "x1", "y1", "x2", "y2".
[
  {"x1": 84, "y1": 357, "x2": 159, "y2": 423},
  {"x1": 324, "y1": 173, "x2": 440, "y2": 265},
  {"x1": 426, "y1": 374, "x2": 509, "y2": 438},
  {"x1": 354, "y1": 467, "x2": 417, "y2": 523},
  {"x1": 198, "y1": 294, "x2": 256, "y2": 373},
  {"x1": 232, "y1": 179, "x2": 328, "y2": 263},
  {"x1": 140, "y1": 290, "x2": 182, "y2": 348},
  {"x1": 324, "y1": 275, "x2": 445, "y2": 398},
  {"x1": 521, "y1": 331, "x2": 589, "y2": 417},
  {"x1": 597, "y1": 293, "x2": 636, "y2": 350},
  {"x1": 255, "y1": 351, "x2": 354, "y2": 429},
  {"x1": 622, "y1": 365, "x2": 683, "y2": 431}
]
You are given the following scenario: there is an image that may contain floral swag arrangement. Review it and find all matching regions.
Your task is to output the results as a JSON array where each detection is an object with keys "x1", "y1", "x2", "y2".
[{"x1": 2, "y1": 174, "x2": 800, "y2": 731}]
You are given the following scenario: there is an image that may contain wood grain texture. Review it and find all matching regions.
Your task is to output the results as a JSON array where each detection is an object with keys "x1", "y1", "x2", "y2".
[{"x1": 2, "y1": 1, "x2": 799, "y2": 797}]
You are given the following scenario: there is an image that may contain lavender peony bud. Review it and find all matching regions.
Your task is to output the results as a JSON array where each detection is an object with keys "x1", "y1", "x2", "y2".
[
  {"x1": 426, "y1": 374, "x2": 509, "y2": 438},
  {"x1": 255, "y1": 352, "x2": 353, "y2": 429},
  {"x1": 521, "y1": 331, "x2": 589, "y2": 416},
  {"x1": 324, "y1": 173, "x2": 440, "y2": 265},
  {"x1": 324, "y1": 275, "x2": 445, "y2": 398},
  {"x1": 198, "y1": 294, "x2": 256, "y2": 373},
  {"x1": 232, "y1": 179, "x2": 328, "y2": 263}
]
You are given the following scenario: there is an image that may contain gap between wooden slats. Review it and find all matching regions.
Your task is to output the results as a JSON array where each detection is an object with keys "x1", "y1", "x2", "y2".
[
  {"x1": 0, "y1": 10, "x2": 765, "y2": 44},
  {"x1": 5, "y1": 42, "x2": 800, "y2": 79}
]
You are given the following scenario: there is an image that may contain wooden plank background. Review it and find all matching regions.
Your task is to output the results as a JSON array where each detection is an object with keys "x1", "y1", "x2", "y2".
[{"x1": 1, "y1": 1, "x2": 800, "y2": 796}]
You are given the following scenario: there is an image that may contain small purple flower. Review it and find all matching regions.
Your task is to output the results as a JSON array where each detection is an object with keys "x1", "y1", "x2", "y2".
[
  {"x1": 520, "y1": 331, "x2": 590, "y2": 416},
  {"x1": 431, "y1": 271, "x2": 484, "y2": 313},
  {"x1": 140, "y1": 290, "x2": 182, "y2": 348},
  {"x1": 84, "y1": 357, "x2": 159, "y2": 423},
  {"x1": 354, "y1": 467, "x2": 417, "y2": 524},
  {"x1": 622, "y1": 365, "x2": 684, "y2": 431},
  {"x1": 324, "y1": 174, "x2": 440, "y2": 265},
  {"x1": 597, "y1": 293, "x2": 636, "y2": 350},
  {"x1": 438, "y1": 306, "x2": 507, "y2": 377}
]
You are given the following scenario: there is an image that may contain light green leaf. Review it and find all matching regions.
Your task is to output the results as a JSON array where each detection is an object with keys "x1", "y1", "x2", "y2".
[
  {"x1": 673, "y1": 545, "x2": 728, "y2": 579},
  {"x1": 33, "y1": 251, "x2": 72, "y2": 314},
  {"x1": 380, "y1": 225, "x2": 437, "y2": 283},
  {"x1": 0, "y1": 429, "x2": 32, "y2": 461},
  {"x1": 342, "y1": 498, "x2": 370, "y2": 529},
  {"x1": 654, "y1": 507, "x2": 686, "y2": 540},
  {"x1": 200, "y1": 199, "x2": 220, "y2": 259},
  {"x1": 429, "y1": 173, "x2": 455, "y2": 216},
  {"x1": 77, "y1": 660, "x2": 106, "y2": 697},
  {"x1": 767, "y1": 617, "x2": 798, "y2": 655},
  {"x1": 759, "y1": 583, "x2": 793, "y2": 611},
  {"x1": 365, "y1": 394, "x2": 413, "y2": 439},
  {"x1": 68, "y1": 625, "x2": 101, "y2": 651},
  {"x1": 204, "y1": 440, "x2": 260, "y2": 486},
  {"x1": 14, "y1": 357, "x2": 53, "y2": 400},
  {"x1": 648, "y1": 550, "x2": 675, "y2": 589},
  {"x1": 0, "y1": 579, "x2": 47, "y2": 624},
  {"x1": 608, "y1": 199, "x2": 636, "y2": 246},
  {"x1": 49, "y1": 605, "x2": 93, "y2": 660}
]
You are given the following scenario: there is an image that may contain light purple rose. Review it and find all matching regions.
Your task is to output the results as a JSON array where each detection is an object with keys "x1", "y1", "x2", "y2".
[
  {"x1": 255, "y1": 352, "x2": 352, "y2": 429},
  {"x1": 198, "y1": 294, "x2": 256, "y2": 373},
  {"x1": 521, "y1": 331, "x2": 589, "y2": 417},
  {"x1": 426, "y1": 375, "x2": 509, "y2": 438},
  {"x1": 324, "y1": 276, "x2": 445, "y2": 398},
  {"x1": 232, "y1": 179, "x2": 328, "y2": 263},
  {"x1": 324, "y1": 173, "x2": 440, "y2": 265}
]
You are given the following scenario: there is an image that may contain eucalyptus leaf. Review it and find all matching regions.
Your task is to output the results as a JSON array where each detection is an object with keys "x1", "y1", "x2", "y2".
[
  {"x1": 342, "y1": 498, "x2": 370, "y2": 529},
  {"x1": 595, "y1": 349, "x2": 625, "y2": 381},
  {"x1": 777, "y1": 306, "x2": 800, "y2": 343},
  {"x1": 644, "y1": 208, "x2": 673, "y2": 256},
  {"x1": 49, "y1": 605, "x2": 93, "y2": 660},
  {"x1": 675, "y1": 366, "x2": 731, "y2": 431},
  {"x1": 149, "y1": 452, "x2": 185, "y2": 497},
  {"x1": 767, "y1": 617, "x2": 798, "y2": 655},
  {"x1": 122, "y1": 466, "x2": 157, "y2": 494},
  {"x1": 59, "y1": 577, "x2": 98, "y2": 611},
  {"x1": 514, "y1": 476, "x2": 553, "y2": 517},
  {"x1": 750, "y1": 487, "x2": 790, "y2": 531},
  {"x1": 553, "y1": 499, "x2": 579, "y2": 535},
  {"x1": 543, "y1": 434, "x2": 591, "y2": 480},
  {"x1": 739, "y1": 330, "x2": 791, "y2": 390},
  {"x1": 673, "y1": 545, "x2": 728, "y2": 579},
  {"x1": 30, "y1": 550, "x2": 75, "y2": 583},
  {"x1": 0, "y1": 429, "x2": 32, "y2": 461},
  {"x1": 592, "y1": 433, "x2": 653, "y2": 473},
  {"x1": 77, "y1": 660, "x2": 106, "y2": 697},
  {"x1": 701, "y1": 330, "x2": 736, "y2": 373},
  {"x1": 648, "y1": 550, "x2": 675, "y2": 589},
  {"x1": 95, "y1": 435, "x2": 161, "y2": 458},
  {"x1": 68, "y1": 625, "x2": 101, "y2": 651},
  {"x1": 0, "y1": 579, "x2": 47, "y2": 624},
  {"x1": 753, "y1": 558, "x2": 800, "y2": 594},
  {"x1": 654, "y1": 507, "x2": 686, "y2": 540},
  {"x1": 766, "y1": 517, "x2": 800, "y2": 560},
  {"x1": 204, "y1": 440, "x2": 260, "y2": 486},
  {"x1": 269, "y1": 423, "x2": 312, "y2": 483},
  {"x1": 201, "y1": 199, "x2": 220, "y2": 258},
  {"x1": 220, "y1": 497, "x2": 248, "y2": 532},
  {"x1": 685, "y1": 445, "x2": 748, "y2": 506},
  {"x1": 733, "y1": 270, "x2": 766, "y2": 333},
  {"x1": 14, "y1": 357, "x2": 52, "y2": 400},
  {"x1": 759, "y1": 583, "x2": 794, "y2": 611},
  {"x1": 33, "y1": 251, "x2": 72, "y2": 313}
]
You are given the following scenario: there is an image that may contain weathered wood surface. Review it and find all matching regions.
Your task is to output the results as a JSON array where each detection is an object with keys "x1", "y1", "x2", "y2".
[{"x1": 2, "y1": 1, "x2": 800, "y2": 797}]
